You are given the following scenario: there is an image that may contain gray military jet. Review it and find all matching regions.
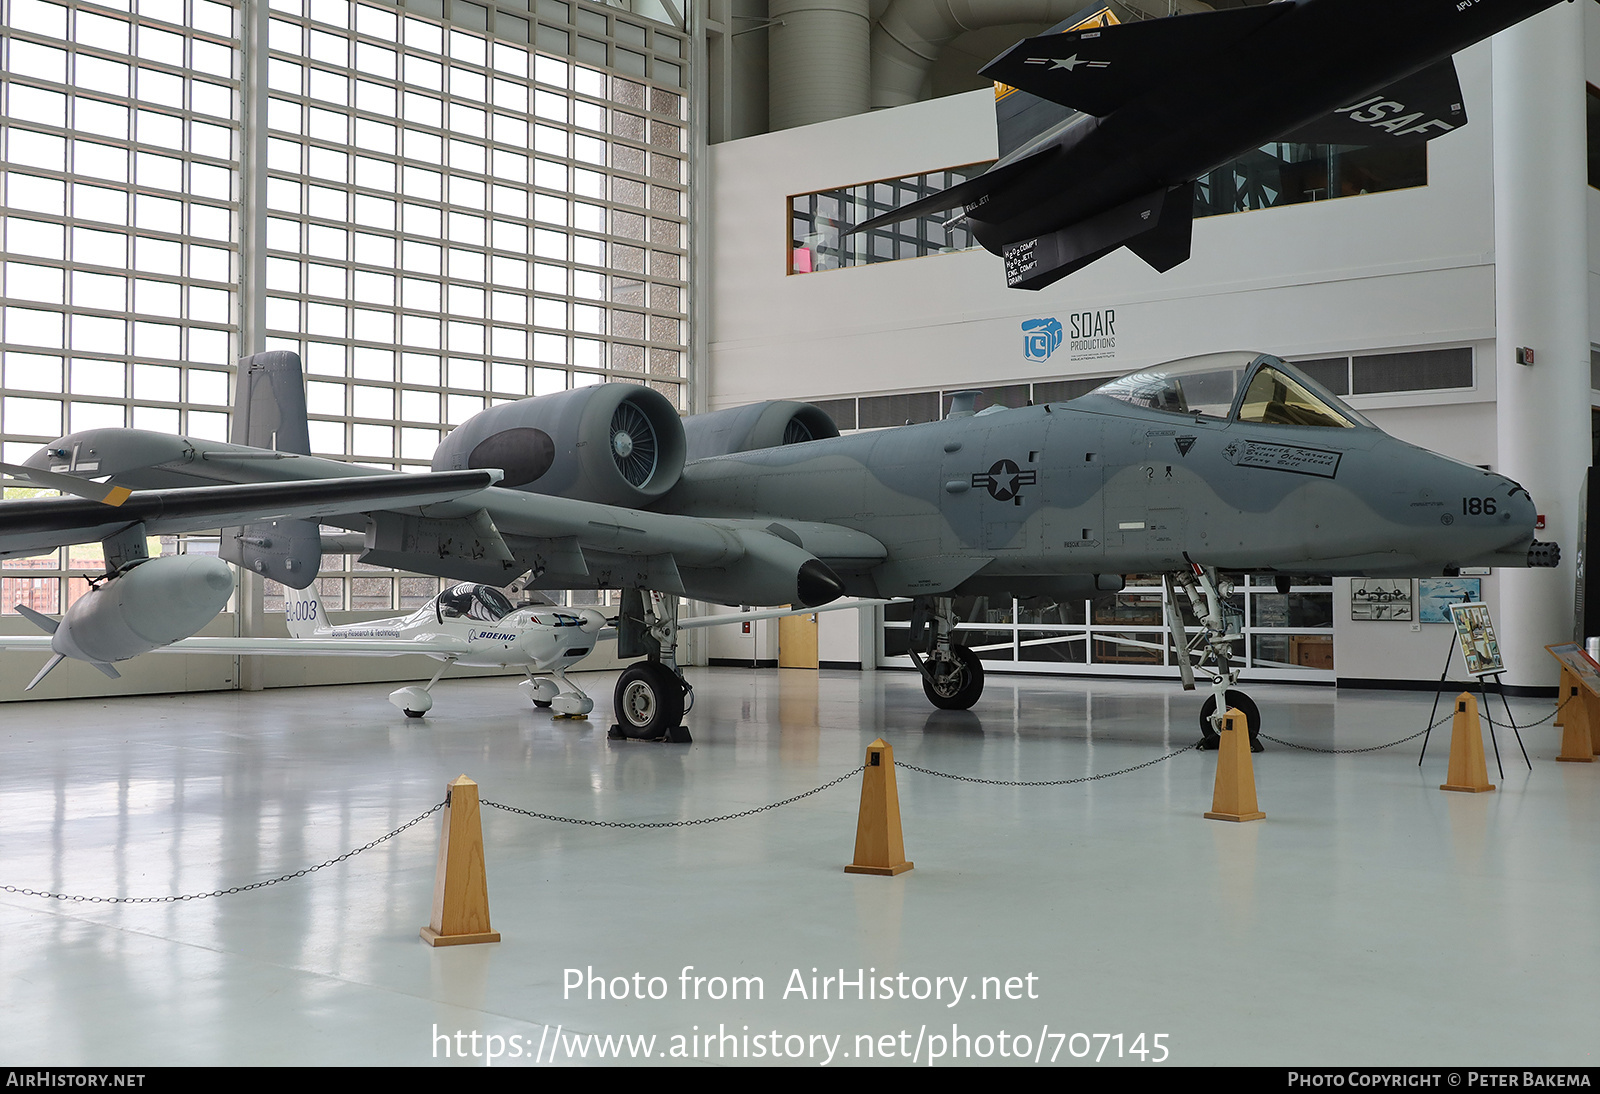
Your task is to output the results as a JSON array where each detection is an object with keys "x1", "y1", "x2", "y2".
[
  {"x1": 10, "y1": 350, "x2": 1553, "y2": 745},
  {"x1": 850, "y1": 0, "x2": 1567, "y2": 289}
]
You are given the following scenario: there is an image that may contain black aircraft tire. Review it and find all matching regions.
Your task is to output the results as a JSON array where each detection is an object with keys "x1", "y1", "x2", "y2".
[
  {"x1": 403, "y1": 709, "x2": 426, "y2": 719},
  {"x1": 613, "y1": 662, "x2": 685, "y2": 739},
  {"x1": 532, "y1": 699, "x2": 552, "y2": 708},
  {"x1": 1198, "y1": 691, "x2": 1262, "y2": 752},
  {"x1": 923, "y1": 646, "x2": 985, "y2": 710}
]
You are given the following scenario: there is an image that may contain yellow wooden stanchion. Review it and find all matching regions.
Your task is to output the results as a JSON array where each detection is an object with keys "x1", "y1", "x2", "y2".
[
  {"x1": 421, "y1": 775, "x2": 502, "y2": 946},
  {"x1": 1440, "y1": 694, "x2": 1496, "y2": 793},
  {"x1": 1204, "y1": 708, "x2": 1265, "y2": 822},
  {"x1": 1557, "y1": 684, "x2": 1597, "y2": 763},
  {"x1": 844, "y1": 738, "x2": 913, "y2": 876}
]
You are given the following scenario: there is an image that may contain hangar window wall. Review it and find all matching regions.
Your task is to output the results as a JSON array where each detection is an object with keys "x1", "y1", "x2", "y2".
[
  {"x1": 881, "y1": 576, "x2": 1336, "y2": 682},
  {"x1": 0, "y1": 0, "x2": 242, "y2": 615},
  {"x1": 260, "y1": 0, "x2": 690, "y2": 611},
  {"x1": 1, "y1": 0, "x2": 694, "y2": 616}
]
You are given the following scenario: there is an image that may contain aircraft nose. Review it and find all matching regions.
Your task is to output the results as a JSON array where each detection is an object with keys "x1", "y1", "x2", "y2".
[{"x1": 1444, "y1": 464, "x2": 1546, "y2": 563}]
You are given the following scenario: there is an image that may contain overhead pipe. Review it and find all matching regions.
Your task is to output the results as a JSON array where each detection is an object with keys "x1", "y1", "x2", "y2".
[{"x1": 769, "y1": 0, "x2": 873, "y2": 130}]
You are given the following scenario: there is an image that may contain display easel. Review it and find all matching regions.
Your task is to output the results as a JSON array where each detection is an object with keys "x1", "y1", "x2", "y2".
[{"x1": 1419, "y1": 632, "x2": 1530, "y2": 777}]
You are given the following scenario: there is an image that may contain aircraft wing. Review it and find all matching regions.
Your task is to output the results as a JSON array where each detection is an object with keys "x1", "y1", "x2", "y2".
[
  {"x1": 980, "y1": 5, "x2": 1287, "y2": 117},
  {"x1": 847, "y1": 145, "x2": 1056, "y2": 236},
  {"x1": 465, "y1": 489, "x2": 888, "y2": 604},
  {"x1": 0, "y1": 470, "x2": 500, "y2": 561},
  {"x1": 21, "y1": 428, "x2": 891, "y2": 604},
  {"x1": 0, "y1": 634, "x2": 469, "y2": 657},
  {"x1": 1279, "y1": 59, "x2": 1467, "y2": 146},
  {"x1": 138, "y1": 636, "x2": 470, "y2": 656}
]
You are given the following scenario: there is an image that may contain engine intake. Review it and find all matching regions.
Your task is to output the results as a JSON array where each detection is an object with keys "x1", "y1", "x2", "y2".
[
  {"x1": 682, "y1": 401, "x2": 840, "y2": 461},
  {"x1": 433, "y1": 384, "x2": 686, "y2": 508}
]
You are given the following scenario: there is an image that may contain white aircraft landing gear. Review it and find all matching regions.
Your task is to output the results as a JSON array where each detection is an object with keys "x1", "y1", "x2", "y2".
[
  {"x1": 909, "y1": 596, "x2": 985, "y2": 710},
  {"x1": 520, "y1": 670, "x2": 595, "y2": 717},
  {"x1": 388, "y1": 659, "x2": 456, "y2": 719},
  {"x1": 1171, "y1": 562, "x2": 1261, "y2": 752},
  {"x1": 609, "y1": 589, "x2": 693, "y2": 742}
]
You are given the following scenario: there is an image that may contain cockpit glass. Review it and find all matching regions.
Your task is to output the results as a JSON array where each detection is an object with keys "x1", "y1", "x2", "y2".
[
  {"x1": 1088, "y1": 352, "x2": 1254, "y2": 419},
  {"x1": 1235, "y1": 365, "x2": 1357, "y2": 428},
  {"x1": 1088, "y1": 352, "x2": 1372, "y2": 428},
  {"x1": 436, "y1": 583, "x2": 514, "y2": 622}
]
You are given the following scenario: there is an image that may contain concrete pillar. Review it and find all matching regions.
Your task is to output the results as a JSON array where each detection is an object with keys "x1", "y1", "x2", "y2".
[
  {"x1": 1492, "y1": 1, "x2": 1589, "y2": 689},
  {"x1": 237, "y1": 0, "x2": 272, "y2": 690},
  {"x1": 768, "y1": 0, "x2": 871, "y2": 131}
]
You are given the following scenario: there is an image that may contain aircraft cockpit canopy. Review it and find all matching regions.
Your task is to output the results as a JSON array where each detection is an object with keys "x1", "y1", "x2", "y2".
[
  {"x1": 434, "y1": 582, "x2": 516, "y2": 623},
  {"x1": 1088, "y1": 352, "x2": 1372, "y2": 428}
]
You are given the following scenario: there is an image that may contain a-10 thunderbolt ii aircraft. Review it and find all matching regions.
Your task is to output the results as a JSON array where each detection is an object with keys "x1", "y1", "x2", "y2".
[
  {"x1": 6, "y1": 349, "x2": 1555, "y2": 746},
  {"x1": 850, "y1": 0, "x2": 1569, "y2": 289}
]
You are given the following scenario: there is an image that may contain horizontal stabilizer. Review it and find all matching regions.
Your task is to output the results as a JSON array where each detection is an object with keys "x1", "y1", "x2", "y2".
[
  {"x1": 25, "y1": 653, "x2": 65, "y2": 691},
  {"x1": 1280, "y1": 59, "x2": 1466, "y2": 146},
  {"x1": 981, "y1": 4, "x2": 1286, "y2": 117},
  {"x1": 1, "y1": 461, "x2": 131, "y2": 506},
  {"x1": 847, "y1": 145, "x2": 1054, "y2": 236},
  {"x1": 14, "y1": 603, "x2": 59, "y2": 635},
  {"x1": 1003, "y1": 184, "x2": 1193, "y2": 291}
]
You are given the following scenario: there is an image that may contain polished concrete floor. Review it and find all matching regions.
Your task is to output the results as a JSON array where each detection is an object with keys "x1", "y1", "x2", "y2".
[{"x1": 0, "y1": 667, "x2": 1596, "y2": 1067}]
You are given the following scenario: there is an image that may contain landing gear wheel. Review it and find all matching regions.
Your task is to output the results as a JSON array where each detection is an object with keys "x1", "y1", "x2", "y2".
[
  {"x1": 1198, "y1": 691, "x2": 1262, "y2": 752},
  {"x1": 611, "y1": 662, "x2": 686, "y2": 740},
  {"x1": 403, "y1": 709, "x2": 426, "y2": 719},
  {"x1": 531, "y1": 699, "x2": 552, "y2": 708},
  {"x1": 922, "y1": 646, "x2": 985, "y2": 710}
]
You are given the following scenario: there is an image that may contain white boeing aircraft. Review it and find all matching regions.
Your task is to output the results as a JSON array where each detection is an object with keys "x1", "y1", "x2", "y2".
[{"x1": 2, "y1": 576, "x2": 885, "y2": 724}]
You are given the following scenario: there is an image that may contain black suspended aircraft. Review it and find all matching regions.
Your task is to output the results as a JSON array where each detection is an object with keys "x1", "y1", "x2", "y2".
[{"x1": 851, "y1": 0, "x2": 1568, "y2": 290}]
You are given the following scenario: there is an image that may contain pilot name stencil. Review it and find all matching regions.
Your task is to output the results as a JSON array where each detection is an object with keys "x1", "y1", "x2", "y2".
[{"x1": 1220, "y1": 440, "x2": 1341, "y2": 478}]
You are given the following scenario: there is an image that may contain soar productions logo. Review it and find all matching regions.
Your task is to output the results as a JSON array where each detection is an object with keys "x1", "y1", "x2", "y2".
[{"x1": 1021, "y1": 318, "x2": 1063, "y2": 362}]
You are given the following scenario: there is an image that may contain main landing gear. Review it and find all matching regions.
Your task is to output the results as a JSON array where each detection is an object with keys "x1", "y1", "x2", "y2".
[
  {"x1": 608, "y1": 589, "x2": 693, "y2": 743},
  {"x1": 908, "y1": 595, "x2": 986, "y2": 711},
  {"x1": 388, "y1": 659, "x2": 456, "y2": 718},
  {"x1": 521, "y1": 669, "x2": 595, "y2": 717},
  {"x1": 1167, "y1": 562, "x2": 1262, "y2": 752}
]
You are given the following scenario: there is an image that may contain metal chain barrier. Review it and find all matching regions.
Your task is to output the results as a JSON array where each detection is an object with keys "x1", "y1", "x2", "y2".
[
  {"x1": 1260, "y1": 694, "x2": 1570, "y2": 753},
  {"x1": 481, "y1": 765, "x2": 864, "y2": 828},
  {"x1": 897, "y1": 742, "x2": 1199, "y2": 787},
  {"x1": 12, "y1": 692, "x2": 1568, "y2": 903},
  {"x1": 1258, "y1": 721, "x2": 1442, "y2": 754},
  {"x1": 1480, "y1": 695, "x2": 1570, "y2": 730},
  {"x1": 1, "y1": 800, "x2": 445, "y2": 905}
]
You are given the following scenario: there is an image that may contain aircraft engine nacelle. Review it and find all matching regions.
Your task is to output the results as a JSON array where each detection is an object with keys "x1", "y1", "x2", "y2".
[
  {"x1": 52, "y1": 555, "x2": 234, "y2": 664},
  {"x1": 682, "y1": 401, "x2": 840, "y2": 461},
  {"x1": 431, "y1": 383, "x2": 686, "y2": 508}
]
